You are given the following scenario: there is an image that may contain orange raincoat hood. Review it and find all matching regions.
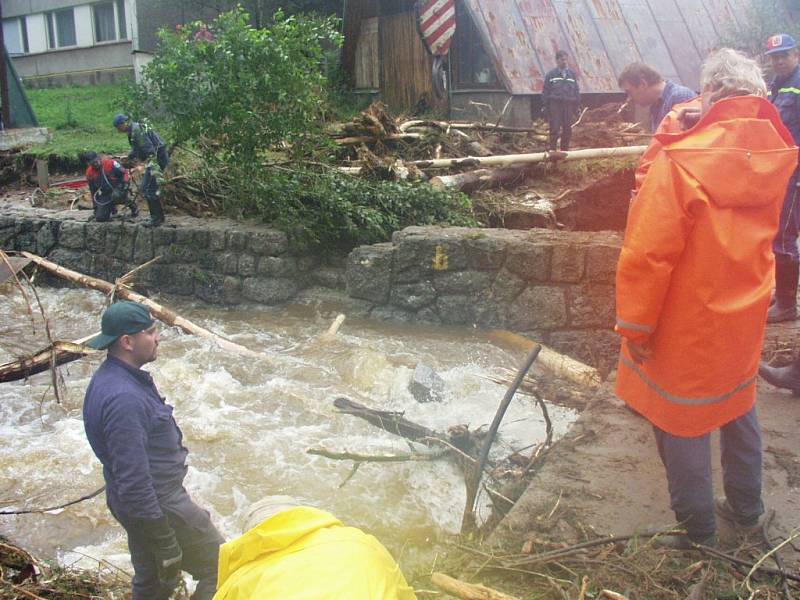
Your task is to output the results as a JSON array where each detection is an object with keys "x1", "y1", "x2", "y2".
[
  {"x1": 655, "y1": 96, "x2": 796, "y2": 208},
  {"x1": 616, "y1": 95, "x2": 797, "y2": 437}
]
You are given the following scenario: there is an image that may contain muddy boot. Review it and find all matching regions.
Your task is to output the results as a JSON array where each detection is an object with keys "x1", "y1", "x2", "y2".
[
  {"x1": 650, "y1": 532, "x2": 716, "y2": 550},
  {"x1": 767, "y1": 255, "x2": 798, "y2": 322},
  {"x1": 144, "y1": 192, "x2": 165, "y2": 228},
  {"x1": 758, "y1": 356, "x2": 800, "y2": 394}
]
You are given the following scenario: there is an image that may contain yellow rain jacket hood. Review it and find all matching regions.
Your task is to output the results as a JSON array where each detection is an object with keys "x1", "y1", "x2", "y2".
[
  {"x1": 615, "y1": 95, "x2": 798, "y2": 436},
  {"x1": 213, "y1": 506, "x2": 417, "y2": 600}
]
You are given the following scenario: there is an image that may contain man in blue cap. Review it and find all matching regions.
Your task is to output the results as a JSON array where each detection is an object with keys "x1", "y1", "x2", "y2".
[
  {"x1": 83, "y1": 301, "x2": 223, "y2": 599},
  {"x1": 763, "y1": 34, "x2": 800, "y2": 323},
  {"x1": 114, "y1": 114, "x2": 169, "y2": 227}
]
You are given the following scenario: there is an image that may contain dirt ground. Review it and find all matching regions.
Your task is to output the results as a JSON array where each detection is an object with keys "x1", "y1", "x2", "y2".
[{"x1": 490, "y1": 323, "x2": 800, "y2": 581}]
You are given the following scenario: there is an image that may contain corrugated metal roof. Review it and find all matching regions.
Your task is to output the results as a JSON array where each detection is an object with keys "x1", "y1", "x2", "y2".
[{"x1": 461, "y1": 0, "x2": 793, "y2": 94}]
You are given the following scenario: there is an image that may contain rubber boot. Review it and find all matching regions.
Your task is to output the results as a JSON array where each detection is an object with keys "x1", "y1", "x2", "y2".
[
  {"x1": 767, "y1": 255, "x2": 799, "y2": 322},
  {"x1": 144, "y1": 191, "x2": 165, "y2": 228},
  {"x1": 759, "y1": 355, "x2": 800, "y2": 395}
]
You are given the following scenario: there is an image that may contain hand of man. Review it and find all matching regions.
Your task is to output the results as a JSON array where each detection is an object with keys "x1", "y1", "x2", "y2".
[
  {"x1": 152, "y1": 530, "x2": 183, "y2": 586},
  {"x1": 133, "y1": 516, "x2": 183, "y2": 587},
  {"x1": 676, "y1": 106, "x2": 702, "y2": 130},
  {"x1": 626, "y1": 340, "x2": 652, "y2": 364}
]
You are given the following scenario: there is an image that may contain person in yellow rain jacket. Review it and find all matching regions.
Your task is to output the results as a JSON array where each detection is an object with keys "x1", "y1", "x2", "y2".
[
  {"x1": 615, "y1": 49, "x2": 798, "y2": 548},
  {"x1": 213, "y1": 496, "x2": 417, "y2": 600}
]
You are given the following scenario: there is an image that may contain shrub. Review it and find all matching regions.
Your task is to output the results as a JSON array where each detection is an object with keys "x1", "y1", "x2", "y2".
[
  {"x1": 124, "y1": 8, "x2": 340, "y2": 160},
  {"x1": 246, "y1": 167, "x2": 476, "y2": 250}
]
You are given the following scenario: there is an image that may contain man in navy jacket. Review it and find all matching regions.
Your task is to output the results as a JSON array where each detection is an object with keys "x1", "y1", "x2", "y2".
[
  {"x1": 542, "y1": 50, "x2": 580, "y2": 151},
  {"x1": 83, "y1": 301, "x2": 223, "y2": 599}
]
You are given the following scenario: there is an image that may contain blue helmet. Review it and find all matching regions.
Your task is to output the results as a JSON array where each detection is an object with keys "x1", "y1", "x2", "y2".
[{"x1": 113, "y1": 114, "x2": 129, "y2": 128}]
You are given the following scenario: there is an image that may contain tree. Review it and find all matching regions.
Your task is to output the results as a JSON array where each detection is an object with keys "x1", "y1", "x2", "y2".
[
  {"x1": 175, "y1": 0, "x2": 342, "y2": 27},
  {"x1": 131, "y1": 8, "x2": 340, "y2": 159}
]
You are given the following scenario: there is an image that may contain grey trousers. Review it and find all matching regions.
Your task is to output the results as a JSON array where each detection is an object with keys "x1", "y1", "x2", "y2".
[
  {"x1": 112, "y1": 488, "x2": 224, "y2": 600},
  {"x1": 653, "y1": 406, "x2": 764, "y2": 541}
]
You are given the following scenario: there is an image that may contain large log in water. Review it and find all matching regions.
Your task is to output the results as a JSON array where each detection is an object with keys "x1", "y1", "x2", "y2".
[
  {"x1": 20, "y1": 252, "x2": 263, "y2": 358},
  {"x1": 0, "y1": 340, "x2": 96, "y2": 383}
]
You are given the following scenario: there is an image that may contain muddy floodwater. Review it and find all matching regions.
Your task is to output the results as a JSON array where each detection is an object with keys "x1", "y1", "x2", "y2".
[{"x1": 0, "y1": 286, "x2": 577, "y2": 579}]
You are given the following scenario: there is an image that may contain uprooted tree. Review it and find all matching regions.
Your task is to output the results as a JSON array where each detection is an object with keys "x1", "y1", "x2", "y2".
[{"x1": 121, "y1": 8, "x2": 474, "y2": 249}]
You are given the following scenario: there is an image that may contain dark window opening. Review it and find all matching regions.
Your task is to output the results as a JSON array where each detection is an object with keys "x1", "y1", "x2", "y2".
[{"x1": 451, "y1": 3, "x2": 498, "y2": 89}]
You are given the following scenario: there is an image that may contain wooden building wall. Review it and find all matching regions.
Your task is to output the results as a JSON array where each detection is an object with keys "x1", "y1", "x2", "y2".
[{"x1": 380, "y1": 10, "x2": 435, "y2": 112}]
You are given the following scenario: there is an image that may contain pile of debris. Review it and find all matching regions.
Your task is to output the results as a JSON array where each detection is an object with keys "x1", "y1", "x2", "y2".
[
  {"x1": 0, "y1": 535, "x2": 130, "y2": 599},
  {"x1": 330, "y1": 102, "x2": 649, "y2": 193}
]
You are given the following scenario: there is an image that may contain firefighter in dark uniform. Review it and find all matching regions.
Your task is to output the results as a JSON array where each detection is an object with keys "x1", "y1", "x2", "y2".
[
  {"x1": 85, "y1": 151, "x2": 136, "y2": 222},
  {"x1": 764, "y1": 34, "x2": 800, "y2": 323},
  {"x1": 114, "y1": 114, "x2": 169, "y2": 227},
  {"x1": 542, "y1": 50, "x2": 581, "y2": 151}
]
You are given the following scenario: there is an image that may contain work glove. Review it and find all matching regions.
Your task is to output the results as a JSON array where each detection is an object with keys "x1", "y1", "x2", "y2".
[{"x1": 131, "y1": 516, "x2": 183, "y2": 587}]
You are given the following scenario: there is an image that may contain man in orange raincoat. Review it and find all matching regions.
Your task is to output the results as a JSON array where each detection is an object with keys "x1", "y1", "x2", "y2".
[{"x1": 615, "y1": 49, "x2": 798, "y2": 547}]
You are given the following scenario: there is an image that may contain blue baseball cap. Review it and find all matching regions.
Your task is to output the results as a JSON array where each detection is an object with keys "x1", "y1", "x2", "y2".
[
  {"x1": 113, "y1": 114, "x2": 129, "y2": 128},
  {"x1": 765, "y1": 34, "x2": 797, "y2": 55}
]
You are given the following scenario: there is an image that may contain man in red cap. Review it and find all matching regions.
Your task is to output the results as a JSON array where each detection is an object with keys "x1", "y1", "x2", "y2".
[{"x1": 83, "y1": 301, "x2": 223, "y2": 599}]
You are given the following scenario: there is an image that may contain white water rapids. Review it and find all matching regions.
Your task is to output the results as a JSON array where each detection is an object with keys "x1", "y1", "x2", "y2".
[{"x1": 0, "y1": 285, "x2": 577, "y2": 580}]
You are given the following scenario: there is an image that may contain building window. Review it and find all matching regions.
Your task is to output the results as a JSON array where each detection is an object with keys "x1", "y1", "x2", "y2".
[
  {"x1": 451, "y1": 3, "x2": 498, "y2": 88},
  {"x1": 2, "y1": 18, "x2": 29, "y2": 55},
  {"x1": 93, "y1": 0, "x2": 127, "y2": 43},
  {"x1": 46, "y1": 8, "x2": 77, "y2": 48}
]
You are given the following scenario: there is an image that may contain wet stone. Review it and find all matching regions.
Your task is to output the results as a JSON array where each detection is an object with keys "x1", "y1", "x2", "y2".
[
  {"x1": 567, "y1": 284, "x2": 615, "y2": 328},
  {"x1": 242, "y1": 277, "x2": 299, "y2": 304},
  {"x1": 390, "y1": 281, "x2": 436, "y2": 310},
  {"x1": 347, "y1": 243, "x2": 394, "y2": 303},
  {"x1": 133, "y1": 228, "x2": 154, "y2": 263},
  {"x1": 209, "y1": 229, "x2": 226, "y2": 251},
  {"x1": 249, "y1": 230, "x2": 289, "y2": 256},
  {"x1": 85, "y1": 223, "x2": 106, "y2": 253},
  {"x1": 507, "y1": 286, "x2": 568, "y2": 330},
  {"x1": 227, "y1": 230, "x2": 248, "y2": 251},
  {"x1": 551, "y1": 243, "x2": 585, "y2": 282},
  {"x1": 58, "y1": 221, "x2": 85, "y2": 249},
  {"x1": 586, "y1": 243, "x2": 621, "y2": 282},
  {"x1": 258, "y1": 256, "x2": 298, "y2": 277},
  {"x1": 506, "y1": 241, "x2": 551, "y2": 282},
  {"x1": 36, "y1": 221, "x2": 59, "y2": 255},
  {"x1": 238, "y1": 254, "x2": 257, "y2": 277},
  {"x1": 464, "y1": 234, "x2": 507, "y2": 270},
  {"x1": 408, "y1": 363, "x2": 446, "y2": 403},
  {"x1": 433, "y1": 270, "x2": 493, "y2": 295}
]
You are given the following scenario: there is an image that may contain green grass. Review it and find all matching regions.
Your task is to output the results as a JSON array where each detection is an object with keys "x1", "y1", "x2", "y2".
[{"x1": 25, "y1": 83, "x2": 131, "y2": 160}]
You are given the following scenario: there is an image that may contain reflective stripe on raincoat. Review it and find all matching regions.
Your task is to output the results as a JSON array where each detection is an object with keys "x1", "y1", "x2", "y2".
[
  {"x1": 213, "y1": 507, "x2": 417, "y2": 600},
  {"x1": 615, "y1": 95, "x2": 798, "y2": 437}
]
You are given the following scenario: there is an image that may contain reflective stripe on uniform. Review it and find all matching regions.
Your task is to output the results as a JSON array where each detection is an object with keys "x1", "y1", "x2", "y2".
[
  {"x1": 616, "y1": 318, "x2": 652, "y2": 333},
  {"x1": 778, "y1": 87, "x2": 800, "y2": 94},
  {"x1": 620, "y1": 355, "x2": 756, "y2": 406}
]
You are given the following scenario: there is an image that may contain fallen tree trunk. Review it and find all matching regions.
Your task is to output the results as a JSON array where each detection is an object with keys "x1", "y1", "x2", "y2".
[
  {"x1": 410, "y1": 145, "x2": 647, "y2": 170},
  {"x1": 333, "y1": 396, "x2": 441, "y2": 446},
  {"x1": 20, "y1": 252, "x2": 263, "y2": 358},
  {"x1": 429, "y1": 166, "x2": 529, "y2": 193},
  {"x1": 333, "y1": 133, "x2": 422, "y2": 145},
  {"x1": 398, "y1": 119, "x2": 546, "y2": 135},
  {"x1": 0, "y1": 339, "x2": 96, "y2": 383},
  {"x1": 487, "y1": 330, "x2": 602, "y2": 389},
  {"x1": 431, "y1": 573, "x2": 520, "y2": 600}
]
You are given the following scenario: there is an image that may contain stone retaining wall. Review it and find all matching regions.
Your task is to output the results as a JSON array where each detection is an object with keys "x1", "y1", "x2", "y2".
[{"x1": 1, "y1": 208, "x2": 622, "y2": 366}]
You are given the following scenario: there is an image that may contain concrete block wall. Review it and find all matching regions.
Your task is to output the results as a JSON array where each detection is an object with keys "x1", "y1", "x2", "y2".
[{"x1": 1, "y1": 209, "x2": 622, "y2": 366}]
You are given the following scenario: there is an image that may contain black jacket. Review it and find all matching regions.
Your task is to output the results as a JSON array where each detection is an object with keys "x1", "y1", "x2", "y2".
[{"x1": 542, "y1": 67, "x2": 580, "y2": 105}]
